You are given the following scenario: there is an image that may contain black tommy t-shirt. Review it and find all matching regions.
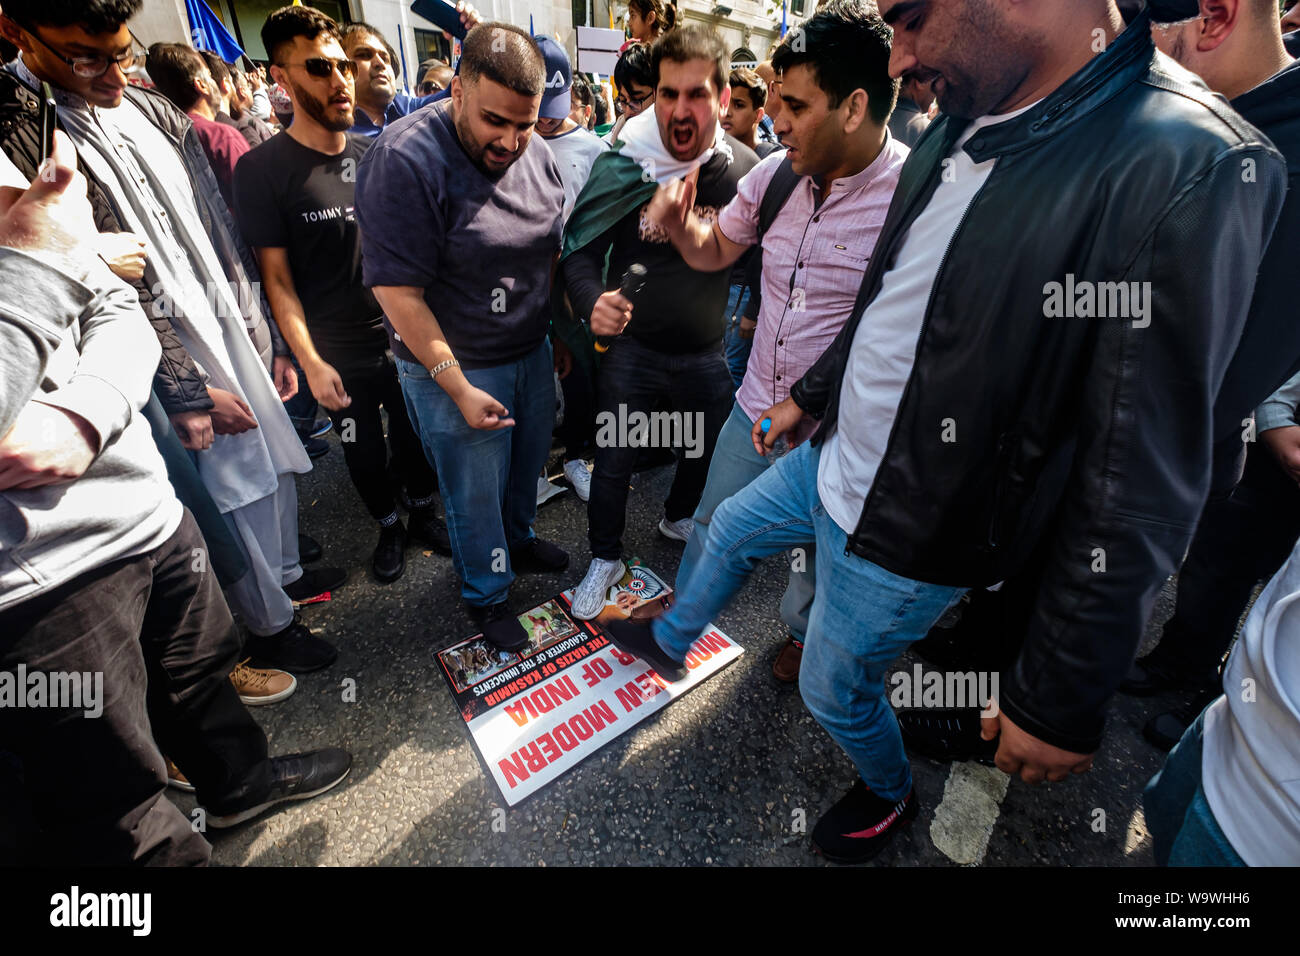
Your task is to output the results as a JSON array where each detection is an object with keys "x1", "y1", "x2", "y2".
[{"x1": 234, "y1": 132, "x2": 387, "y2": 366}]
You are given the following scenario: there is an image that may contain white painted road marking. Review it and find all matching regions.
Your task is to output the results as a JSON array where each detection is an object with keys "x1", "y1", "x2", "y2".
[{"x1": 930, "y1": 761, "x2": 1010, "y2": 864}]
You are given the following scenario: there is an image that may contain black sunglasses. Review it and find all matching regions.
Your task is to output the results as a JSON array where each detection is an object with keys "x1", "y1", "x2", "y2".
[
  {"x1": 280, "y1": 57, "x2": 356, "y2": 80},
  {"x1": 419, "y1": 80, "x2": 442, "y2": 94}
]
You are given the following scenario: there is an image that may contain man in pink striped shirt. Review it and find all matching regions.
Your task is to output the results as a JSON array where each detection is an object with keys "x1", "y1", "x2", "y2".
[{"x1": 648, "y1": 5, "x2": 908, "y2": 683}]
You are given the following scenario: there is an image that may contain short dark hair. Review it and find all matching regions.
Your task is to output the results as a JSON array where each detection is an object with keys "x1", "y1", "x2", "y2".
[
  {"x1": 1, "y1": 0, "x2": 140, "y2": 34},
  {"x1": 340, "y1": 21, "x2": 400, "y2": 78},
  {"x1": 199, "y1": 50, "x2": 232, "y2": 92},
  {"x1": 261, "y1": 5, "x2": 341, "y2": 65},
  {"x1": 613, "y1": 41, "x2": 654, "y2": 92},
  {"x1": 458, "y1": 22, "x2": 544, "y2": 97},
  {"x1": 146, "y1": 42, "x2": 207, "y2": 113},
  {"x1": 772, "y1": 0, "x2": 897, "y2": 124},
  {"x1": 729, "y1": 66, "x2": 766, "y2": 110},
  {"x1": 651, "y1": 23, "x2": 728, "y2": 98}
]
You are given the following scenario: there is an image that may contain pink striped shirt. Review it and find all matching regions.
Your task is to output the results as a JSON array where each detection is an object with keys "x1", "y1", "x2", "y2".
[{"x1": 717, "y1": 135, "x2": 909, "y2": 440}]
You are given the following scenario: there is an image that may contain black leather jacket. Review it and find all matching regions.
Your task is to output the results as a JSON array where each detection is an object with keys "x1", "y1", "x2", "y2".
[{"x1": 788, "y1": 12, "x2": 1286, "y2": 752}]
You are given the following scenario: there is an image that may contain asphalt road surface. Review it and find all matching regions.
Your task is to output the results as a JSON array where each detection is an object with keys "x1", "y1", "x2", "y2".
[{"x1": 3, "y1": 429, "x2": 1196, "y2": 866}]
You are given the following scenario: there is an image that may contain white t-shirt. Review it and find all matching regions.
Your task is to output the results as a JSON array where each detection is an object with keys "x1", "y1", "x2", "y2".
[
  {"x1": 1202, "y1": 537, "x2": 1300, "y2": 866},
  {"x1": 817, "y1": 102, "x2": 1039, "y2": 535},
  {"x1": 545, "y1": 124, "x2": 608, "y2": 222}
]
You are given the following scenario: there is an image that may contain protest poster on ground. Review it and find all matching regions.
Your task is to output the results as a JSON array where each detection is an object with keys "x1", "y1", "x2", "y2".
[{"x1": 435, "y1": 565, "x2": 742, "y2": 805}]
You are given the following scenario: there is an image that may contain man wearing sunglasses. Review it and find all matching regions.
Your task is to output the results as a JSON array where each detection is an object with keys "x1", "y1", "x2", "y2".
[
  {"x1": 234, "y1": 5, "x2": 449, "y2": 586},
  {"x1": 0, "y1": 0, "x2": 349, "y2": 673}
]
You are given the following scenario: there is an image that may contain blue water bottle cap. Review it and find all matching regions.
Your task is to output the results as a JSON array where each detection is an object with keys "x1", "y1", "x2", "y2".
[{"x1": 760, "y1": 417, "x2": 772, "y2": 433}]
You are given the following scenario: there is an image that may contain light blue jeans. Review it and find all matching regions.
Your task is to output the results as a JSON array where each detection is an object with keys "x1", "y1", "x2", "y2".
[
  {"x1": 677, "y1": 402, "x2": 814, "y2": 641},
  {"x1": 395, "y1": 340, "x2": 554, "y2": 607},
  {"x1": 655, "y1": 439, "x2": 965, "y2": 799}
]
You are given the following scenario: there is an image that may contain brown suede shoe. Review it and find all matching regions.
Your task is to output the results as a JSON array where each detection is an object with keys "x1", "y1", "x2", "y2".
[{"x1": 772, "y1": 636, "x2": 804, "y2": 683}]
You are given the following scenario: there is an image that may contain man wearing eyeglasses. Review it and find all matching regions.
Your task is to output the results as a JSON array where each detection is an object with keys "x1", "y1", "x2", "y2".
[{"x1": 0, "y1": 0, "x2": 349, "y2": 673}]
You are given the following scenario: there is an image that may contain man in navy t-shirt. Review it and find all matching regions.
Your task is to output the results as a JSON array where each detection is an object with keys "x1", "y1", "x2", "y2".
[{"x1": 357, "y1": 22, "x2": 568, "y2": 652}]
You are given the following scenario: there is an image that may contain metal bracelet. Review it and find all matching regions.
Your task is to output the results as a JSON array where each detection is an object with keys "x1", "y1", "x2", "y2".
[{"x1": 430, "y1": 358, "x2": 459, "y2": 379}]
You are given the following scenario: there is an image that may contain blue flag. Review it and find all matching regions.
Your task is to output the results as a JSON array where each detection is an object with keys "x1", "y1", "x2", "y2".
[{"x1": 185, "y1": 0, "x2": 247, "y2": 63}]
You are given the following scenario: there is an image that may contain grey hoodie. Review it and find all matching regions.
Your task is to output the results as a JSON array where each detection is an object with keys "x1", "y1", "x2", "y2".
[{"x1": 0, "y1": 249, "x2": 181, "y2": 610}]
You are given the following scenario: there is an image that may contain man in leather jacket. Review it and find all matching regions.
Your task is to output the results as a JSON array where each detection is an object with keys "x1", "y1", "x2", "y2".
[{"x1": 602, "y1": 0, "x2": 1286, "y2": 863}]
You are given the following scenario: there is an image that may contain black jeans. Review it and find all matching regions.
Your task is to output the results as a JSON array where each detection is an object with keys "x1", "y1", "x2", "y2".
[
  {"x1": 558, "y1": 350, "x2": 597, "y2": 462},
  {"x1": 324, "y1": 351, "x2": 437, "y2": 522},
  {"x1": 588, "y1": 336, "x2": 733, "y2": 560},
  {"x1": 0, "y1": 510, "x2": 271, "y2": 865}
]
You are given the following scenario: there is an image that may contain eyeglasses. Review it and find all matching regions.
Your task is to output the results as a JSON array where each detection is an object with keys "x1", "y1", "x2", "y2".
[
  {"x1": 616, "y1": 91, "x2": 652, "y2": 110},
  {"x1": 419, "y1": 81, "x2": 442, "y2": 94},
  {"x1": 19, "y1": 22, "x2": 142, "y2": 78},
  {"x1": 280, "y1": 57, "x2": 357, "y2": 80}
]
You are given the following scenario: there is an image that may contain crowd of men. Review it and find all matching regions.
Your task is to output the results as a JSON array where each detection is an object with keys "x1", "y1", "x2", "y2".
[{"x1": 0, "y1": 0, "x2": 1298, "y2": 868}]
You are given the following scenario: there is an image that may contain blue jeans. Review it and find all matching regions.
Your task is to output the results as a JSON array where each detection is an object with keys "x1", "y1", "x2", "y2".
[
  {"x1": 395, "y1": 340, "x2": 554, "y2": 607},
  {"x1": 655, "y1": 440, "x2": 965, "y2": 799},
  {"x1": 722, "y1": 283, "x2": 753, "y2": 391},
  {"x1": 678, "y1": 402, "x2": 814, "y2": 641},
  {"x1": 1143, "y1": 705, "x2": 1246, "y2": 867}
]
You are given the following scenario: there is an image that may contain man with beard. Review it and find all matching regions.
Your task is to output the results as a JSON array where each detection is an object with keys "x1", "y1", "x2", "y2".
[
  {"x1": 145, "y1": 44, "x2": 249, "y2": 213},
  {"x1": 599, "y1": 0, "x2": 1284, "y2": 863},
  {"x1": 561, "y1": 25, "x2": 758, "y2": 622},
  {"x1": 356, "y1": 23, "x2": 569, "y2": 652},
  {"x1": 235, "y1": 6, "x2": 449, "y2": 585}
]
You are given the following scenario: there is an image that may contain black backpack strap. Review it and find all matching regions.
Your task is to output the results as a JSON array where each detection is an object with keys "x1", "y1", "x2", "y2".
[{"x1": 742, "y1": 155, "x2": 800, "y2": 321}]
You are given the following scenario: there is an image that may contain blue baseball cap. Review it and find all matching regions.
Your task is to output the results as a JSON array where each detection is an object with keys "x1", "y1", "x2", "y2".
[{"x1": 535, "y1": 36, "x2": 573, "y2": 120}]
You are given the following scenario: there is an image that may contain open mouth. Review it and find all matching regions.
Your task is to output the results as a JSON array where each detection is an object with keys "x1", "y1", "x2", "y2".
[{"x1": 671, "y1": 125, "x2": 695, "y2": 149}]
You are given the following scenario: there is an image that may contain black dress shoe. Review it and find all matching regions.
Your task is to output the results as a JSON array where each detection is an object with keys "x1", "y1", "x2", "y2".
[
  {"x1": 206, "y1": 747, "x2": 352, "y2": 829},
  {"x1": 372, "y1": 521, "x2": 407, "y2": 583},
  {"x1": 244, "y1": 618, "x2": 338, "y2": 673},
  {"x1": 897, "y1": 707, "x2": 999, "y2": 765},
  {"x1": 1142, "y1": 685, "x2": 1222, "y2": 752},
  {"x1": 509, "y1": 536, "x2": 569, "y2": 574},
  {"x1": 1119, "y1": 651, "x2": 1203, "y2": 697},
  {"x1": 468, "y1": 602, "x2": 530, "y2": 653},
  {"x1": 407, "y1": 506, "x2": 452, "y2": 556},
  {"x1": 284, "y1": 566, "x2": 347, "y2": 603},
  {"x1": 297, "y1": 534, "x2": 323, "y2": 564}
]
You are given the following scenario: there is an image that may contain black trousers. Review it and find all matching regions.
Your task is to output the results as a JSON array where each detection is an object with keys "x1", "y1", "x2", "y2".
[
  {"x1": 324, "y1": 351, "x2": 437, "y2": 522},
  {"x1": 1156, "y1": 439, "x2": 1300, "y2": 677},
  {"x1": 588, "y1": 336, "x2": 733, "y2": 560},
  {"x1": 0, "y1": 510, "x2": 271, "y2": 865}
]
